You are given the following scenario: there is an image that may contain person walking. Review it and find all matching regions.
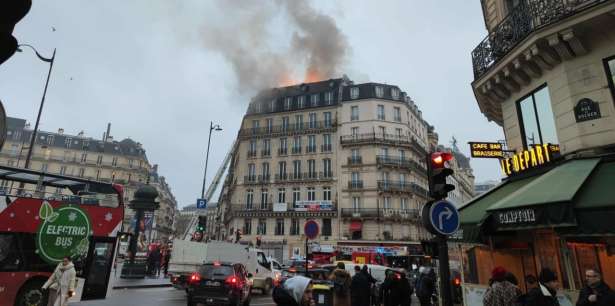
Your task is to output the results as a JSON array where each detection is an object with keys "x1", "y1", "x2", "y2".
[
  {"x1": 415, "y1": 267, "x2": 435, "y2": 306},
  {"x1": 350, "y1": 265, "x2": 370, "y2": 306},
  {"x1": 392, "y1": 270, "x2": 412, "y2": 306},
  {"x1": 525, "y1": 268, "x2": 560, "y2": 306},
  {"x1": 380, "y1": 270, "x2": 396, "y2": 306},
  {"x1": 273, "y1": 276, "x2": 315, "y2": 306},
  {"x1": 329, "y1": 262, "x2": 351, "y2": 306},
  {"x1": 162, "y1": 248, "x2": 171, "y2": 277},
  {"x1": 576, "y1": 268, "x2": 615, "y2": 306},
  {"x1": 360, "y1": 265, "x2": 377, "y2": 305},
  {"x1": 42, "y1": 256, "x2": 76, "y2": 306},
  {"x1": 482, "y1": 267, "x2": 521, "y2": 306}
]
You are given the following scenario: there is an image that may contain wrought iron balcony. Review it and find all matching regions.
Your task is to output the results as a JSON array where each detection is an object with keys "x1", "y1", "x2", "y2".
[
  {"x1": 340, "y1": 208, "x2": 420, "y2": 220},
  {"x1": 321, "y1": 144, "x2": 332, "y2": 152},
  {"x1": 306, "y1": 145, "x2": 317, "y2": 153},
  {"x1": 238, "y1": 120, "x2": 337, "y2": 137},
  {"x1": 340, "y1": 133, "x2": 427, "y2": 155},
  {"x1": 247, "y1": 150, "x2": 257, "y2": 158},
  {"x1": 291, "y1": 147, "x2": 302, "y2": 154},
  {"x1": 347, "y1": 156, "x2": 363, "y2": 165},
  {"x1": 377, "y1": 180, "x2": 429, "y2": 197},
  {"x1": 471, "y1": 0, "x2": 607, "y2": 79},
  {"x1": 274, "y1": 172, "x2": 333, "y2": 182},
  {"x1": 348, "y1": 180, "x2": 364, "y2": 189},
  {"x1": 278, "y1": 148, "x2": 288, "y2": 156},
  {"x1": 261, "y1": 149, "x2": 271, "y2": 157},
  {"x1": 230, "y1": 203, "x2": 338, "y2": 217},
  {"x1": 244, "y1": 175, "x2": 256, "y2": 184},
  {"x1": 376, "y1": 155, "x2": 427, "y2": 175}
]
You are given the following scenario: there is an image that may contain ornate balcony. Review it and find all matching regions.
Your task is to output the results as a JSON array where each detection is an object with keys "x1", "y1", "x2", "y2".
[
  {"x1": 471, "y1": 0, "x2": 608, "y2": 80},
  {"x1": 340, "y1": 133, "x2": 427, "y2": 155},
  {"x1": 347, "y1": 156, "x2": 363, "y2": 165},
  {"x1": 340, "y1": 208, "x2": 420, "y2": 221},
  {"x1": 230, "y1": 203, "x2": 338, "y2": 218},
  {"x1": 238, "y1": 120, "x2": 337, "y2": 138},
  {"x1": 347, "y1": 180, "x2": 364, "y2": 190},
  {"x1": 274, "y1": 172, "x2": 334, "y2": 183},
  {"x1": 376, "y1": 155, "x2": 427, "y2": 176},
  {"x1": 321, "y1": 144, "x2": 332, "y2": 152},
  {"x1": 377, "y1": 180, "x2": 429, "y2": 198}
]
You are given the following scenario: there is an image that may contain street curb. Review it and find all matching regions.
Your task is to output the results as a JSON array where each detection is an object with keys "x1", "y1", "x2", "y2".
[{"x1": 112, "y1": 284, "x2": 173, "y2": 290}]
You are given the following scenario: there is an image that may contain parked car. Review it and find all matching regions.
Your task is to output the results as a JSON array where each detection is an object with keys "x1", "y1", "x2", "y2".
[{"x1": 186, "y1": 261, "x2": 252, "y2": 306}]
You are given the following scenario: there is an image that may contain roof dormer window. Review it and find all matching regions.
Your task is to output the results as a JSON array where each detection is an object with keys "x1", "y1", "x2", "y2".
[
  {"x1": 391, "y1": 88, "x2": 400, "y2": 100},
  {"x1": 324, "y1": 92, "x2": 333, "y2": 105},
  {"x1": 311, "y1": 94, "x2": 319, "y2": 106},
  {"x1": 375, "y1": 86, "x2": 384, "y2": 98},
  {"x1": 285, "y1": 97, "x2": 292, "y2": 110},
  {"x1": 298, "y1": 96, "x2": 305, "y2": 108},
  {"x1": 350, "y1": 87, "x2": 359, "y2": 99},
  {"x1": 270, "y1": 100, "x2": 276, "y2": 111}
]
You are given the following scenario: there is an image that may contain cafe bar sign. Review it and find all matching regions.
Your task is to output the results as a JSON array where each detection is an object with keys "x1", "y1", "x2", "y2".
[
  {"x1": 500, "y1": 144, "x2": 560, "y2": 176},
  {"x1": 469, "y1": 142, "x2": 504, "y2": 158}
]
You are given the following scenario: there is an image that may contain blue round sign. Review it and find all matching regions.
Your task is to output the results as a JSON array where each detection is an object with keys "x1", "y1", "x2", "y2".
[
  {"x1": 429, "y1": 200, "x2": 460, "y2": 235},
  {"x1": 304, "y1": 220, "x2": 319, "y2": 240}
]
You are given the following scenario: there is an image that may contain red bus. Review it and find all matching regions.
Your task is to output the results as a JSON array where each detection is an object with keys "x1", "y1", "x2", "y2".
[{"x1": 0, "y1": 165, "x2": 124, "y2": 306}]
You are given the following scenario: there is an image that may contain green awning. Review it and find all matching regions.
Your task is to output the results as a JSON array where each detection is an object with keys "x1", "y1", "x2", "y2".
[
  {"x1": 457, "y1": 176, "x2": 538, "y2": 242},
  {"x1": 486, "y1": 159, "x2": 600, "y2": 230}
]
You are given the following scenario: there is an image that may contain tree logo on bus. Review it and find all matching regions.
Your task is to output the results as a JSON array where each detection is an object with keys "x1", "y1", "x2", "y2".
[{"x1": 36, "y1": 202, "x2": 92, "y2": 264}]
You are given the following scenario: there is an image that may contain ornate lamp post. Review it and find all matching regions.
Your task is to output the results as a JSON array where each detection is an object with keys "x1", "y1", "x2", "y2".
[{"x1": 121, "y1": 184, "x2": 159, "y2": 279}]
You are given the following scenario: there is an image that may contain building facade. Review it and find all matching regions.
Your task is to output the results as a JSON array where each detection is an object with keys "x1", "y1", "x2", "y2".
[
  {"x1": 0, "y1": 117, "x2": 177, "y2": 241},
  {"x1": 459, "y1": 0, "x2": 615, "y2": 302},
  {"x1": 219, "y1": 77, "x2": 441, "y2": 261}
]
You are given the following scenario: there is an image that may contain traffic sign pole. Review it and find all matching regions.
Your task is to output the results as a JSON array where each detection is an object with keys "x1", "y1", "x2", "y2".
[{"x1": 438, "y1": 235, "x2": 453, "y2": 306}]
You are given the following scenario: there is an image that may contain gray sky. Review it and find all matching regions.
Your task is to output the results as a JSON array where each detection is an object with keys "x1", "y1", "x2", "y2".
[{"x1": 0, "y1": 1, "x2": 504, "y2": 208}]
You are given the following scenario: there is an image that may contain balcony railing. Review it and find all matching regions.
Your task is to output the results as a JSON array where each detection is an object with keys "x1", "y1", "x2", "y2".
[
  {"x1": 340, "y1": 208, "x2": 419, "y2": 220},
  {"x1": 274, "y1": 172, "x2": 334, "y2": 182},
  {"x1": 348, "y1": 180, "x2": 364, "y2": 189},
  {"x1": 278, "y1": 148, "x2": 288, "y2": 156},
  {"x1": 471, "y1": 0, "x2": 607, "y2": 79},
  {"x1": 239, "y1": 120, "x2": 337, "y2": 137},
  {"x1": 230, "y1": 203, "x2": 338, "y2": 216},
  {"x1": 321, "y1": 144, "x2": 332, "y2": 152},
  {"x1": 261, "y1": 149, "x2": 271, "y2": 157},
  {"x1": 306, "y1": 145, "x2": 317, "y2": 153},
  {"x1": 291, "y1": 147, "x2": 302, "y2": 154},
  {"x1": 247, "y1": 151, "x2": 257, "y2": 158},
  {"x1": 376, "y1": 155, "x2": 427, "y2": 175},
  {"x1": 347, "y1": 156, "x2": 362, "y2": 165},
  {"x1": 340, "y1": 133, "x2": 427, "y2": 155},
  {"x1": 377, "y1": 180, "x2": 429, "y2": 197}
]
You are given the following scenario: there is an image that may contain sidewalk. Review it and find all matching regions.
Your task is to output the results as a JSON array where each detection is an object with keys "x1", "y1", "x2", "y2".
[{"x1": 110, "y1": 262, "x2": 173, "y2": 289}]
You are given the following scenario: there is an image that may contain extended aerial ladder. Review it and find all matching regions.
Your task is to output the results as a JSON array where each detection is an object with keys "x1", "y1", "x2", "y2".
[{"x1": 182, "y1": 139, "x2": 238, "y2": 241}]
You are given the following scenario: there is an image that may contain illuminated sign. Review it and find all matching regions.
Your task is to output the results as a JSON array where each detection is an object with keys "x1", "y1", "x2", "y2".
[
  {"x1": 500, "y1": 144, "x2": 560, "y2": 176},
  {"x1": 468, "y1": 142, "x2": 504, "y2": 158}
]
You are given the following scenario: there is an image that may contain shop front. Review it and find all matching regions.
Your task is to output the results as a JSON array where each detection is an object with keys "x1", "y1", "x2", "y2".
[{"x1": 457, "y1": 155, "x2": 615, "y2": 306}]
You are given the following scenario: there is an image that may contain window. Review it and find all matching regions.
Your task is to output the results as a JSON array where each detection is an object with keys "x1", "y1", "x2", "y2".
[
  {"x1": 381, "y1": 147, "x2": 389, "y2": 157},
  {"x1": 517, "y1": 85, "x2": 558, "y2": 148},
  {"x1": 96, "y1": 155, "x2": 103, "y2": 165},
  {"x1": 308, "y1": 113, "x2": 317, "y2": 129},
  {"x1": 275, "y1": 219, "x2": 285, "y2": 235},
  {"x1": 308, "y1": 159, "x2": 316, "y2": 177},
  {"x1": 249, "y1": 140, "x2": 257, "y2": 156},
  {"x1": 375, "y1": 86, "x2": 385, "y2": 98},
  {"x1": 379, "y1": 126, "x2": 386, "y2": 135},
  {"x1": 351, "y1": 106, "x2": 359, "y2": 121},
  {"x1": 323, "y1": 187, "x2": 331, "y2": 201},
  {"x1": 112, "y1": 157, "x2": 118, "y2": 166},
  {"x1": 292, "y1": 188, "x2": 300, "y2": 204},
  {"x1": 262, "y1": 162, "x2": 270, "y2": 178},
  {"x1": 65, "y1": 138, "x2": 72, "y2": 148},
  {"x1": 78, "y1": 168, "x2": 85, "y2": 178},
  {"x1": 324, "y1": 92, "x2": 333, "y2": 105},
  {"x1": 278, "y1": 161, "x2": 287, "y2": 178},
  {"x1": 47, "y1": 135, "x2": 54, "y2": 145},
  {"x1": 270, "y1": 100, "x2": 276, "y2": 112},
  {"x1": 604, "y1": 56, "x2": 615, "y2": 104},
  {"x1": 396, "y1": 128, "x2": 402, "y2": 138},
  {"x1": 323, "y1": 159, "x2": 332, "y2": 177},
  {"x1": 324, "y1": 112, "x2": 332, "y2": 127},
  {"x1": 290, "y1": 219, "x2": 300, "y2": 235},
  {"x1": 266, "y1": 118, "x2": 273, "y2": 133},
  {"x1": 298, "y1": 96, "x2": 305, "y2": 108},
  {"x1": 278, "y1": 188, "x2": 286, "y2": 203},
  {"x1": 295, "y1": 115, "x2": 303, "y2": 130},
  {"x1": 279, "y1": 138, "x2": 287, "y2": 155},
  {"x1": 383, "y1": 197, "x2": 391, "y2": 209},
  {"x1": 322, "y1": 219, "x2": 332, "y2": 236},
  {"x1": 255, "y1": 103, "x2": 262, "y2": 113},
  {"x1": 401, "y1": 198, "x2": 408, "y2": 210},
  {"x1": 282, "y1": 117, "x2": 289, "y2": 131},
  {"x1": 391, "y1": 88, "x2": 400, "y2": 100},
  {"x1": 293, "y1": 160, "x2": 301, "y2": 178},
  {"x1": 244, "y1": 219, "x2": 252, "y2": 235},
  {"x1": 377, "y1": 105, "x2": 385, "y2": 120},
  {"x1": 263, "y1": 139, "x2": 271, "y2": 156},
  {"x1": 246, "y1": 190, "x2": 254, "y2": 209},
  {"x1": 322, "y1": 134, "x2": 331, "y2": 152},
  {"x1": 400, "y1": 173, "x2": 406, "y2": 185},
  {"x1": 285, "y1": 97, "x2": 292, "y2": 110},
  {"x1": 252, "y1": 120, "x2": 260, "y2": 131},
  {"x1": 352, "y1": 197, "x2": 361, "y2": 211},
  {"x1": 307, "y1": 187, "x2": 316, "y2": 201},
  {"x1": 307, "y1": 135, "x2": 316, "y2": 153},
  {"x1": 257, "y1": 219, "x2": 267, "y2": 235},
  {"x1": 260, "y1": 189, "x2": 268, "y2": 210},
  {"x1": 382, "y1": 172, "x2": 390, "y2": 183},
  {"x1": 351, "y1": 127, "x2": 359, "y2": 136},
  {"x1": 248, "y1": 164, "x2": 256, "y2": 179},
  {"x1": 394, "y1": 107, "x2": 401, "y2": 122},
  {"x1": 293, "y1": 136, "x2": 301, "y2": 153},
  {"x1": 399, "y1": 149, "x2": 406, "y2": 160},
  {"x1": 350, "y1": 87, "x2": 359, "y2": 99},
  {"x1": 311, "y1": 94, "x2": 319, "y2": 106}
]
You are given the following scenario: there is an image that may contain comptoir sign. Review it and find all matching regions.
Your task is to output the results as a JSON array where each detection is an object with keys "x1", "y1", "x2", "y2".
[
  {"x1": 36, "y1": 202, "x2": 91, "y2": 264},
  {"x1": 497, "y1": 208, "x2": 536, "y2": 225}
]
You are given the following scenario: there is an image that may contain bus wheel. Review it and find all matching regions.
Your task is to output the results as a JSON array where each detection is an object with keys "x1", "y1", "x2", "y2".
[{"x1": 16, "y1": 279, "x2": 47, "y2": 306}]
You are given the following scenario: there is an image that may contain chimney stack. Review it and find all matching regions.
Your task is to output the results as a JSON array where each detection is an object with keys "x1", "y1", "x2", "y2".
[{"x1": 58, "y1": 128, "x2": 64, "y2": 135}]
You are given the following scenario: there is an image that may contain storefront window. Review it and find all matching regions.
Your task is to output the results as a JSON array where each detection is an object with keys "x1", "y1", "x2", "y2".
[{"x1": 517, "y1": 85, "x2": 558, "y2": 148}]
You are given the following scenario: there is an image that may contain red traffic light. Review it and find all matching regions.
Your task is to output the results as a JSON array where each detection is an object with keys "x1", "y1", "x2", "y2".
[{"x1": 431, "y1": 152, "x2": 453, "y2": 168}]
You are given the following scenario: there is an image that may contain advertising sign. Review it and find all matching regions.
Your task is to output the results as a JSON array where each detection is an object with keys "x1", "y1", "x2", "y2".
[
  {"x1": 273, "y1": 203, "x2": 287, "y2": 212},
  {"x1": 36, "y1": 202, "x2": 91, "y2": 264},
  {"x1": 294, "y1": 201, "x2": 333, "y2": 212},
  {"x1": 500, "y1": 143, "x2": 560, "y2": 176},
  {"x1": 468, "y1": 142, "x2": 504, "y2": 158}
]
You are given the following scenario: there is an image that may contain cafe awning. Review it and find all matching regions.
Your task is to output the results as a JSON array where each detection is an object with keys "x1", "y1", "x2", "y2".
[{"x1": 458, "y1": 157, "x2": 615, "y2": 243}]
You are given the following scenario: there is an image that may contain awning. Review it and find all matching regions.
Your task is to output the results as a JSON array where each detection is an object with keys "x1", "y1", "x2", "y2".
[{"x1": 349, "y1": 221, "x2": 362, "y2": 232}]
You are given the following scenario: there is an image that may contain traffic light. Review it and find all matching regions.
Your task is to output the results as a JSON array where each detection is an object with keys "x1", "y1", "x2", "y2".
[
  {"x1": 0, "y1": 0, "x2": 32, "y2": 65},
  {"x1": 196, "y1": 216, "x2": 206, "y2": 232},
  {"x1": 427, "y1": 151, "x2": 455, "y2": 200}
]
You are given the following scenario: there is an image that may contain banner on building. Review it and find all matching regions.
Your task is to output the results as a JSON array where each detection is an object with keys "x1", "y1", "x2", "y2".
[
  {"x1": 294, "y1": 201, "x2": 333, "y2": 211},
  {"x1": 273, "y1": 203, "x2": 287, "y2": 212}
]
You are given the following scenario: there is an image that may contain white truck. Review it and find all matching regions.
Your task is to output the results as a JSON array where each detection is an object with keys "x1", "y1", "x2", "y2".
[{"x1": 168, "y1": 240, "x2": 277, "y2": 294}]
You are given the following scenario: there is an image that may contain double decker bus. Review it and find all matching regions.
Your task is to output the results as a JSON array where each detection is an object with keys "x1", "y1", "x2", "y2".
[{"x1": 0, "y1": 165, "x2": 125, "y2": 306}]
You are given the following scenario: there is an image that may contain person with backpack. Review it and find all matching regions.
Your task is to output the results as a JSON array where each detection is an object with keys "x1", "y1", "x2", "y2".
[
  {"x1": 351, "y1": 265, "x2": 371, "y2": 306},
  {"x1": 329, "y1": 262, "x2": 351, "y2": 306},
  {"x1": 415, "y1": 267, "x2": 435, "y2": 306}
]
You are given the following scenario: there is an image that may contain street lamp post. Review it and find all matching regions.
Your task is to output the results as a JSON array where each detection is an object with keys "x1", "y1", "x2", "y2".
[
  {"x1": 17, "y1": 44, "x2": 56, "y2": 170},
  {"x1": 200, "y1": 122, "x2": 222, "y2": 199}
]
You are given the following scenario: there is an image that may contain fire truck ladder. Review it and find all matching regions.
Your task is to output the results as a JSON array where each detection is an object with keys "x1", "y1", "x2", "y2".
[{"x1": 183, "y1": 139, "x2": 238, "y2": 241}]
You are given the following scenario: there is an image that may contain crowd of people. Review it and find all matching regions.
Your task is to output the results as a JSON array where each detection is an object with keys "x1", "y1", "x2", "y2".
[
  {"x1": 145, "y1": 244, "x2": 171, "y2": 277},
  {"x1": 483, "y1": 266, "x2": 615, "y2": 306}
]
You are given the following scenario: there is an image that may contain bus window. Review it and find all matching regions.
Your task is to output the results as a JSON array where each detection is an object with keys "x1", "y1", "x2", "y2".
[
  {"x1": 18, "y1": 233, "x2": 55, "y2": 273},
  {"x1": 0, "y1": 234, "x2": 20, "y2": 271}
]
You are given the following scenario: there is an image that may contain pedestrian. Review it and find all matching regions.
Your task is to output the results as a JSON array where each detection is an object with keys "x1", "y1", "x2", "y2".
[
  {"x1": 415, "y1": 267, "x2": 435, "y2": 306},
  {"x1": 350, "y1": 265, "x2": 370, "y2": 306},
  {"x1": 380, "y1": 270, "x2": 396, "y2": 306},
  {"x1": 525, "y1": 268, "x2": 560, "y2": 306},
  {"x1": 576, "y1": 268, "x2": 615, "y2": 306},
  {"x1": 482, "y1": 267, "x2": 521, "y2": 306},
  {"x1": 329, "y1": 262, "x2": 351, "y2": 306},
  {"x1": 163, "y1": 248, "x2": 171, "y2": 277},
  {"x1": 360, "y1": 265, "x2": 377, "y2": 305},
  {"x1": 42, "y1": 256, "x2": 76, "y2": 306},
  {"x1": 272, "y1": 276, "x2": 315, "y2": 306},
  {"x1": 392, "y1": 270, "x2": 412, "y2": 306}
]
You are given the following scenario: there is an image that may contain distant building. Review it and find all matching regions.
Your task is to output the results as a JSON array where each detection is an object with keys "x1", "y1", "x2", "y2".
[{"x1": 473, "y1": 180, "x2": 499, "y2": 196}]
